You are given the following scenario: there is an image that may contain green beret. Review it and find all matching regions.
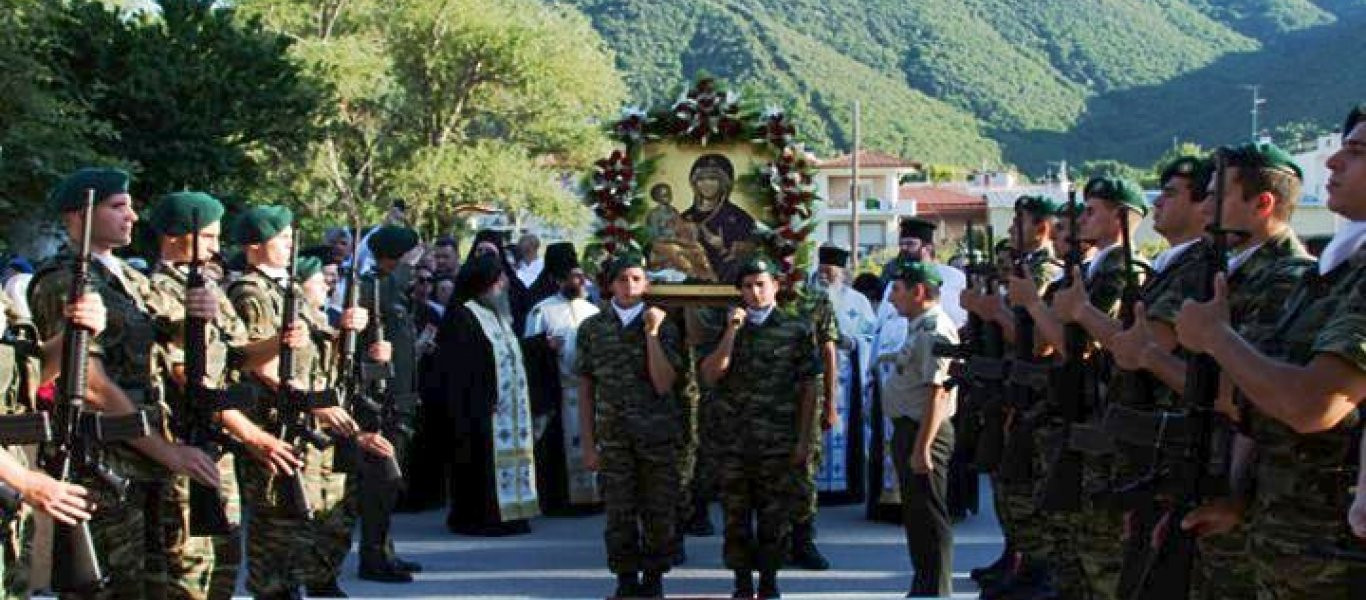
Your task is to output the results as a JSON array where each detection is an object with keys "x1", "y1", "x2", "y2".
[
  {"x1": 1014, "y1": 195, "x2": 1058, "y2": 219},
  {"x1": 295, "y1": 256, "x2": 323, "y2": 282},
  {"x1": 367, "y1": 225, "x2": 420, "y2": 260},
  {"x1": 49, "y1": 167, "x2": 131, "y2": 213},
  {"x1": 893, "y1": 259, "x2": 942, "y2": 288},
  {"x1": 1084, "y1": 177, "x2": 1148, "y2": 217},
  {"x1": 231, "y1": 205, "x2": 293, "y2": 245},
  {"x1": 1221, "y1": 141, "x2": 1303, "y2": 180},
  {"x1": 733, "y1": 257, "x2": 780, "y2": 287},
  {"x1": 1053, "y1": 198, "x2": 1084, "y2": 217},
  {"x1": 604, "y1": 252, "x2": 647, "y2": 282},
  {"x1": 1159, "y1": 156, "x2": 1212, "y2": 193},
  {"x1": 147, "y1": 191, "x2": 225, "y2": 236}
]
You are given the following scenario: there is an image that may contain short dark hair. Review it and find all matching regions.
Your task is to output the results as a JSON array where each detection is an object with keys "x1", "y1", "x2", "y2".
[{"x1": 1221, "y1": 150, "x2": 1301, "y2": 222}]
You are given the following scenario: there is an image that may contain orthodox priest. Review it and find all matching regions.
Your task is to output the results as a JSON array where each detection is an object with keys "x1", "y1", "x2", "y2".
[
  {"x1": 812, "y1": 245, "x2": 876, "y2": 503},
  {"x1": 524, "y1": 242, "x2": 602, "y2": 515},
  {"x1": 437, "y1": 253, "x2": 540, "y2": 536}
]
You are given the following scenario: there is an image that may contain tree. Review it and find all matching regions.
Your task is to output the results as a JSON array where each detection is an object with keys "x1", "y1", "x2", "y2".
[
  {"x1": 39, "y1": 0, "x2": 329, "y2": 206},
  {"x1": 1077, "y1": 159, "x2": 1146, "y2": 184},
  {"x1": 239, "y1": 0, "x2": 625, "y2": 237}
]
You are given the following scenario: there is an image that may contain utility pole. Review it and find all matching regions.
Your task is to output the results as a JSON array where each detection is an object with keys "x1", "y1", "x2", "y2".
[
  {"x1": 849, "y1": 101, "x2": 861, "y2": 267},
  {"x1": 1242, "y1": 84, "x2": 1265, "y2": 140}
]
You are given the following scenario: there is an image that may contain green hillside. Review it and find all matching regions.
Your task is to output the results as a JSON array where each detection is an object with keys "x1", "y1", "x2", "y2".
[{"x1": 565, "y1": 0, "x2": 1366, "y2": 172}]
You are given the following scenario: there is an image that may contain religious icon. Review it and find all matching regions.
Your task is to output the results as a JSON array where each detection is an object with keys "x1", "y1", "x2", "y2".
[
  {"x1": 677, "y1": 153, "x2": 758, "y2": 283},
  {"x1": 645, "y1": 183, "x2": 680, "y2": 240},
  {"x1": 648, "y1": 218, "x2": 717, "y2": 282}
]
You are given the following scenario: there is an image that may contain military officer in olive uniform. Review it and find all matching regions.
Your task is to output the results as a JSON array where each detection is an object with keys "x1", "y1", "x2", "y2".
[
  {"x1": 576, "y1": 253, "x2": 685, "y2": 599},
  {"x1": 29, "y1": 167, "x2": 221, "y2": 599},
  {"x1": 701, "y1": 258, "x2": 820, "y2": 600}
]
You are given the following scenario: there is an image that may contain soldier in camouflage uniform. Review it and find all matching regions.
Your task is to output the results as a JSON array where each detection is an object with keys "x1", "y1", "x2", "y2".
[
  {"x1": 1015, "y1": 177, "x2": 1149, "y2": 600},
  {"x1": 0, "y1": 289, "x2": 102, "y2": 598},
  {"x1": 143, "y1": 191, "x2": 307, "y2": 600},
  {"x1": 29, "y1": 168, "x2": 221, "y2": 600},
  {"x1": 576, "y1": 254, "x2": 685, "y2": 599},
  {"x1": 353, "y1": 225, "x2": 423, "y2": 583},
  {"x1": 225, "y1": 205, "x2": 371, "y2": 600},
  {"x1": 700, "y1": 258, "x2": 820, "y2": 599},
  {"x1": 296, "y1": 255, "x2": 396, "y2": 597},
  {"x1": 784, "y1": 278, "x2": 838, "y2": 571},
  {"x1": 1176, "y1": 105, "x2": 1366, "y2": 599}
]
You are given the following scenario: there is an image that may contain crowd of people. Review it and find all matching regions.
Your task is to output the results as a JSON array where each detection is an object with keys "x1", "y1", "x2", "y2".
[{"x1": 0, "y1": 101, "x2": 1362, "y2": 600}]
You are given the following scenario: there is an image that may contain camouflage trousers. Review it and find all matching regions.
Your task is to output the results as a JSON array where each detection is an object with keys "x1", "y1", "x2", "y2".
[
  {"x1": 1073, "y1": 504, "x2": 1124, "y2": 600},
  {"x1": 790, "y1": 407, "x2": 826, "y2": 528},
  {"x1": 300, "y1": 444, "x2": 353, "y2": 586},
  {"x1": 720, "y1": 452, "x2": 797, "y2": 572},
  {"x1": 1032, "y1": 424, "x2": 1087, "y2": 600},
  {"x1": 1246, "y1": 500, "x2": 1360, "y2": 599},
  {"x1": 600, "y1": 438, "x2": 679, "y2": 575},
  {"x1": 675, "y1": 372, "x2": 699, "y2": 532},
  {"x1": 0, "y1": 512, "x2": 30, "y2": 600},
  {"x1": 58, "y1": 479, "x2": 158, "y2": 600},
  {"x1": 1194, "y1": 524, "x2": 1254, "y2": 600},
  {"x1": 690, "y1": 388, "x2": 723, "y2": 507},
  {"x1": 237, "y1": 453, "x2": 309, "y2": 596}
]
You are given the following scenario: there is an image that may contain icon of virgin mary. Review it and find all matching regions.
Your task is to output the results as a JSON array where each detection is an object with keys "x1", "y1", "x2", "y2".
[{"x1": 679, "y1": 153, "x2": 757, "y2": 283}]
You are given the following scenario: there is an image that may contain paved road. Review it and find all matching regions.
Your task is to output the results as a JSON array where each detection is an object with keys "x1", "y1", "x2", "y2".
[{"x1": 333, "y1": 482, "x2": 1004, "y2": 599}]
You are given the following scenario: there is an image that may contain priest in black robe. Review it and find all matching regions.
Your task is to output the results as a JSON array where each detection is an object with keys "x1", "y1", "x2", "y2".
[{"x1": 438, "y1": 253, "x2": 540, "y2": 536}]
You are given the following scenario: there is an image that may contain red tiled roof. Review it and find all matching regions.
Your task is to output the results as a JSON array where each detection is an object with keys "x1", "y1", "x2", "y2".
[
  {"x1": 898, "y1": 185, "x2": 986, "y2": 216},
  {"x1": 817, "y1": 150, "x2": 920, "y2": 169}
]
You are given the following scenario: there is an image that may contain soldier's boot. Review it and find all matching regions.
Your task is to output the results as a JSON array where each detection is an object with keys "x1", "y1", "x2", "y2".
[
  {"x1": 787, "y1": 522, "x2": 830, "y2": 570},
  {"x1": 757, "y1": 570, "x2": 781, "y2": 599},
  {"x1": 686, "y1": 499, "x2": 715, "y2": 536},
  {"x1": 358, "y1": 560, "x2": 414, "y2": 584},
  {"x1": 391, "y1": 556, "x2": 423, "y2": 573},
  {"x1": 639, "y1": 571, "x2": 664, "y2": 598},
  {"x1": 614, "y1": 572, "x2": 640, "y2": 599},
  {"x1": 975, "y1": 550, "x2": 1022, "y2": 591},
  {"x1": 303, "y1": 580, "x2": 349, "y2": 598},
  {"x1": 731, "y1": 570, "x2": 755, "y2": 598},
  {"x1": 983, "y1": 561, "x2": 1055, "y2": 600}
]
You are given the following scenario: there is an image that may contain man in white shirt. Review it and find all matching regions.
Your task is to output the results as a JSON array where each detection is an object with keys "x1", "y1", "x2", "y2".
[
  {"x1": 515, "y1": 234, "x2": 543, "y2": 288},
  {"x1": 523, "y1": 243, "x2": 602, "y2": 515}
]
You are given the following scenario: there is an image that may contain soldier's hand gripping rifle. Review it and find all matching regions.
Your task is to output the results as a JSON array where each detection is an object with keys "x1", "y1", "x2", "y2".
[
  {"x1": 41, "y1": 192, "x2": 152, "y2": 592},
  {"x1": 999, "y1": 205, "x2": 1044, "y2": 482},
  {"x1": 181, "y1": 209, "x2": 234, "y2": 536},
  {"x1": 339, "y1": 232, "x2": 402, "y2": 481},
  {"x1": 1039, "y1": 185, "x2": 1089, "y2": 513},
  {"x1": 1126, "y1": 153, "x2": 1232, "y2": 599},
  {"x1": 973, "y1": 225, "x2": 1009, "y2": 471},
  {"x1": 276, "y1": 238, "x2": 329, "y2": 519}
]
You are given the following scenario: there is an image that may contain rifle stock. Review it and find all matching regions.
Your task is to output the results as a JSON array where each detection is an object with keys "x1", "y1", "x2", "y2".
[
  {"x1": 275, "y1": 236, "x2": 317, "y2": 519},
  {"x1": 974, "y1": 225, "x2": 1008, "y2": 471},
  {"x1": 1039, "y1": 185, "x2": 1087, "y2": 513},
  {"x1": 182, "y1": 209, "x2": 233, "y2": 536}
]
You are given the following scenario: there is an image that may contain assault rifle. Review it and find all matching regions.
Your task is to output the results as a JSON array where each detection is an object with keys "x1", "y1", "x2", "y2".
[
  {"x1": 43, "y1": 192, "x2": 153, "y2": 592},
  {"x1": 972, "y1": 225, "x2": 1009, "y2": 472},
  {"x1": 932, "y1": 220, "x2": 984, "y2": 389},
  {"x1": 180, "y1": 210, "x2": 234, "y2": 536},
  {"x1": 276, "y1": 238, "x2": 329, "y2": 519},
  {"x1": 342, "y1": 248, "x2": 402, "y2": 482},
  {"x1": 999, "y1": 205, "x2": 1041, "y2": 483},
  {"x1": 1038, "y1": 186, "x2": 1088, "y2": 513},
  {"x1": 1125, "y1": 153, "x2": 1231, "y2": 599}
]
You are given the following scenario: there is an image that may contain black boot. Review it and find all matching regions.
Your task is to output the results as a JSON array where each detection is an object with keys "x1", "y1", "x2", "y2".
[
  {"x1": 614, "y1": 572, "x2": 640, "y2": 599},
  {"x1": 757, "y1": 570, "x2": 781, "y2": 599},
  {"x1": 686, "y1": 499, "x2": 715, "y2": 536},
  {"x1": 358, "y1": 560, "x2": 414, "y2": 584},
  {"x1": 303, "y1": 580, "x2": 349, "y2": 597},
  {"x1": 671, "y1": 538, "x2": 687, "y2": 565},
  {"x1": 391, "y1": 556, "x2": 423, "y2": 573},
  {"x1": 732, "y1": 570, "x2": 755, "y2": 598},
  {"x1": 788, "y1": 522, "x2": 830, "y2": 570},
  {"x1": 639, "y1": 571, "x2": 664, "y2": 598}
]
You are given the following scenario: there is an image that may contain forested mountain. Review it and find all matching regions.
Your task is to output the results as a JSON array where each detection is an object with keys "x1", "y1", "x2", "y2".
[{"x1": 566, "y1": 0, "x2": 1366, "y2": 172}]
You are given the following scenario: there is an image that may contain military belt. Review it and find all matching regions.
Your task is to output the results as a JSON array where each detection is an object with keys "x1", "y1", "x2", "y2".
[
  {"x1": 1006, "y1": 360, "x2": 1051, "y2": 392},
  {"x1": 1101, "y1": 404, "x2": 1196, "y2": 453}
]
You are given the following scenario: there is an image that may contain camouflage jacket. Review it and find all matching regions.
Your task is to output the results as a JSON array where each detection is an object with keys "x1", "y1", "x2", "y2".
[
  {"x1": 789, "y1": 289, "x2": 839, "y2": 347},
  {"x1": 1245, "y1": 248, "x2": 1366, "y2": 534},
  {"x1": 1116, "y1": 239, "x2": 1213, "y2": 412},
  {"x1": 0, "y1": 294, "x2": 39, "y2": 418},
  {"x1": 227, "y1": 269, "x2": 326, "y2": 399},
  {"x1": 574, "y1": 306, "x2": 686, "y2": 446},
  {"x1": 29, "y1": 252, "x2": 179, "y2": 479},
  {"x1": 148, "y1": 262, "x2": 250, "y2": 391},
  {"x1": 1227, "y1": 229, "x2": 1315, "y2": 348},
  {"x1": 710, "y1": 306, "x2": 821, "y2": 456}
]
